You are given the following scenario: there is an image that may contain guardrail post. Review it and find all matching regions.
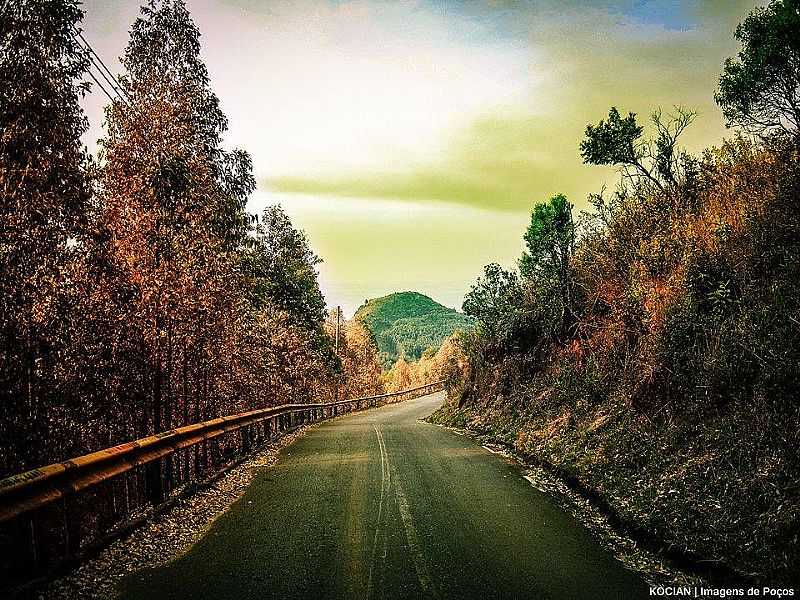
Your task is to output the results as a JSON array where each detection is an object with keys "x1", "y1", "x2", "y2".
[
  {"x1": 241, "y1": 426, "x2": 251, "y2": 454},
  {"x1": 123, "y1": 470, "x2": 133, "y2": 520},
  {"x1": 28, "y1": 516, "x2": 39, "y2": 570},
  {"x1": 145, "y1": 460, "x2": 165, "y2": 507},
  {"x1": 62, "y1": 496, "x2": 81, "y2": 560},
  {"x1": 193, "y1": 444, "x2": 201, "y2": 480}
]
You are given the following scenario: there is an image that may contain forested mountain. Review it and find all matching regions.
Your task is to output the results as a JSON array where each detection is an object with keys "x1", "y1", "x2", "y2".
[{"x1": 355, "y1": 292, "x2": 472, "y2": 367}]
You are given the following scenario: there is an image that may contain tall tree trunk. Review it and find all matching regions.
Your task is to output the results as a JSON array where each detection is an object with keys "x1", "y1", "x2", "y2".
[{"x1": 147, "y1": 318, "x2": 165, "y2": 505}]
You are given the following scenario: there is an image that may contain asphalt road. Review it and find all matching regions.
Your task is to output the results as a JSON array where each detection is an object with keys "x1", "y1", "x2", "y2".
[{"x1": 119, "y1": 392, "x2": 648, "y2": 600}]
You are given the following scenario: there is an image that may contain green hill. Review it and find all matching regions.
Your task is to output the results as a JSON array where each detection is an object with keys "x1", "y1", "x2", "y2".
[{"x1": 354, "y1": 292, "x2": 472, "y2": 368}]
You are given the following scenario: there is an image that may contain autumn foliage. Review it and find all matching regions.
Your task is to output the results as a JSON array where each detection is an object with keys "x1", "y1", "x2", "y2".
[
  {"x1": 0, "y1": 0, "x2": 381, "y2": 486},
  {"x1": 441, "y1": 1, "x2": 800, "y2": 581},
  {"x1": 443, "y1": 122, "x2": 800, "y2": 583},
  {"x1": 325, "y1": 315, "x2": 384, "y2": 399},
  {"x1": 384, "y1": 337, "x2": 460, "y2": 392}
]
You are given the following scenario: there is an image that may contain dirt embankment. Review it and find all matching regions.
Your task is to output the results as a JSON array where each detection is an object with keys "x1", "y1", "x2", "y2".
[{"x1": 430, "y1": 391, "x2": 800, "y2": 588}]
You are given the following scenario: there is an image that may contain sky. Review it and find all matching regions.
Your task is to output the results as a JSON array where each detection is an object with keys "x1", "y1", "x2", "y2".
[{"x1": 79, "y1": 0, "x2": 764, "y2": 316}]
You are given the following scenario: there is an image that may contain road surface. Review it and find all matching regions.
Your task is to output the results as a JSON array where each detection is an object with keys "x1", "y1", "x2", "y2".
[{"x1": 120, "y1": 392, "x2": 647, "y2": 599}]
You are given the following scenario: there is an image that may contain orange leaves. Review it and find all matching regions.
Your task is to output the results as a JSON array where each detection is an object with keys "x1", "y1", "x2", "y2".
[
  {"x1": 561, "y1": 338, "x2": 585, "y2": 367},
  {"x1": 532, "y1": 136, "x2": 794, "y2": 417},
  {"x1": 383, "y1": 334, "x2": 464, "y2": 393},
  {"x1": 0, "y1": 0, "x2": 337, "y2": 485}
]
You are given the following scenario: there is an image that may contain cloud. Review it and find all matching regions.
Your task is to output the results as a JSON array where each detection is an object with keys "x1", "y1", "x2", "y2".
[
  {"x1": 75, "y1": 0, "x2": 770, "y2": 311},
  {"x1": 200, "y1": 0, "x2": 535, "y2": 176},
  {"x1": 267, "y1": 0, "x2": 762, "y2": 212},
  {"x1": 270, "y1": 109, "x2": 614, "y2": 211},
  {"x1": 81, "y1": 0, "x2": 763, "y2": 213},
  {"x1": 250, "y1": 190, "x2": 531, "y2": 315}
]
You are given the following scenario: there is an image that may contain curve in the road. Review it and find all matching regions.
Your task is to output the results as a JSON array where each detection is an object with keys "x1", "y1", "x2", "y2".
[{"x1": 119, "y1": 392, "x2": 648, "y2": 600}]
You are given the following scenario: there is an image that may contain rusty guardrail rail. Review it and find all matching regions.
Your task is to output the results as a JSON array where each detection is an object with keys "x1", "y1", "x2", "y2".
[{"x1": 0, "y1": 380, "x2": 445, "y2": 525}]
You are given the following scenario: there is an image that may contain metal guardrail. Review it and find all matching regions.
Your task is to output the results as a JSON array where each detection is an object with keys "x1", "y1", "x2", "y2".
[{"x1": 0, "y1": 381, "x2": 444, "y2": 525}]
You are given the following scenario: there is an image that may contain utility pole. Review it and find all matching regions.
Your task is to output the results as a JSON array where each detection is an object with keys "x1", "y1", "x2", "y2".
[
  {"x1": 334, "y1": 306, "x2": 341, "y2": 402},
  {"x1": 334, "y1": 306, "x2": 340, "y2": 355}
]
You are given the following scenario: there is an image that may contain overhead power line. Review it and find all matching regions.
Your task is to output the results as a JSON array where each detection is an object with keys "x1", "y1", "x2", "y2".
[
  {"x1": 72, "y1": 27, "x2": 132, "y2": 103},
  {"x1": 82, "y1": 61, "x2": 119, "y2": 105},
  {"x1": 70, "y1": 27, "x2": 130, "y2": 107}
]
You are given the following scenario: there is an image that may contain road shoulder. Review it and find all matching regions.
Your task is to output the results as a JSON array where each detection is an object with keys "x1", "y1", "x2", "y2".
[
  {"x1": 425, "y1": 420, "x2": 704, "y2": 589},
  {"x1": 28, "y1": 427, "x2": 310, "y2": 600}
]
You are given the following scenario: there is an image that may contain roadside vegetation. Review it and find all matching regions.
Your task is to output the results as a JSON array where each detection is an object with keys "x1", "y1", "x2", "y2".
[
  {"x1": 324, "y1": 314, "x2": 385, "y2": 400},
  {"x1": 433, "y1": 0, "x2": 800, "y2": 583},
  {"x1": 0, "y1": 0, "x2": 382, "y2": 482}
]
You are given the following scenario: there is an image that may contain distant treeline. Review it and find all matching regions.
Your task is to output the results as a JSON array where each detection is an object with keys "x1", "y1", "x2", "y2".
[
  {"x1": 438, "y1": 0, "x2": 800, "y2": 583},
  {"x1": 0, "y1": 0, "x2": 383, "y2": 480}
]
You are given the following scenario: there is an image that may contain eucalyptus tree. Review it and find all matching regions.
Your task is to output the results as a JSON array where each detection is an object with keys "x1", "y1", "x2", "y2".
[
  {"x1": 99, "y1": 1, "x2": 256, "y2": 502},
  {"x1": 246, "y1": 206, "x2": 327, "y2": 329},
  {"x1": 0, "y1": 0, "x2": 91, "y2": 473},
  {"x1": 242, "y1": 205, "x2": 338, "y2": 391}
]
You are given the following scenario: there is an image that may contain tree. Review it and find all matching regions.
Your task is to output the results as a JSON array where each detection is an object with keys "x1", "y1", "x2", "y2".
[
  {"x1": 0, "y1": 0, "x2": 91, "y2": 473},
  {"x1": 463, "y1": 263, "x2": 522, "y2": 338},
  {"x1": 339, "y1": 319, "x2": 384, "y2": 398},
  {"x1": 98, "y1": 0, "x2": 257, "y2": 469},
  {"x1": 715, "y1": 0, "x2": 800, "y2": 140},
  {"x1": 0, "y1": 0, "x2": 342, "y2": 490},
  {"x1": 245, "y1": 206, "x2": 327, "y2": 330},
  {"x1": 520, "y1": 194, "x2": 575, "y2": 280},
  {"x1": 519, "y1": 194, "x2": 576, "y2": 335},
  {"x1": 580, "y1": 106, "x2": 696, "y2": 192},
  {"x1": 118, "y1": 0, "x2": 255, "y2": 248},
  {"x1": 386, "y1": 356, "x2": 412, "y2": 392}
]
